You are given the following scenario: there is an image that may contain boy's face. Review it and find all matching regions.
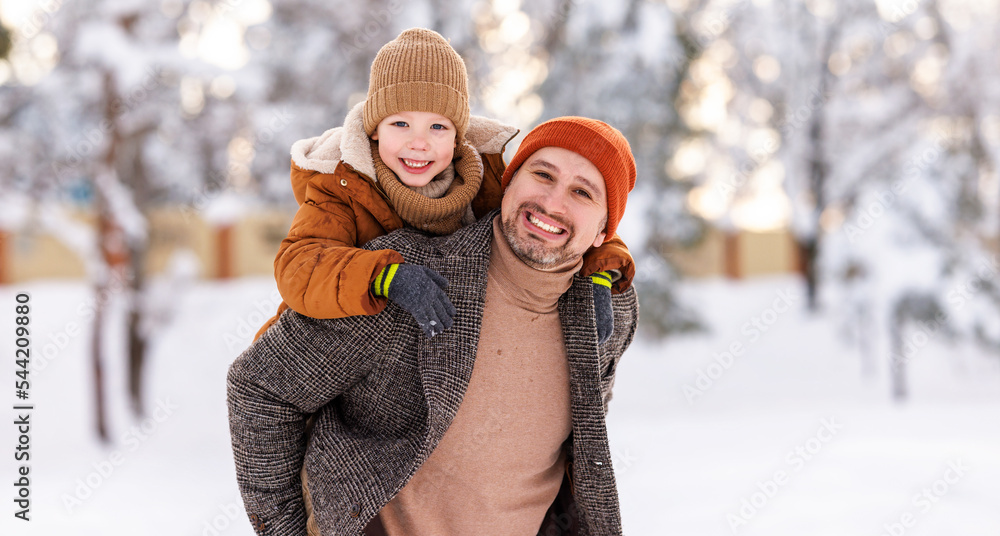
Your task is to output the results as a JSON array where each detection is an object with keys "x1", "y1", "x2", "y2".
[
  {"x1": 372, "y1": 111, "x2": 457, "y2": 187},
  {"x1": 499, "y1": 146, "x2": 609, "y2": 269}
]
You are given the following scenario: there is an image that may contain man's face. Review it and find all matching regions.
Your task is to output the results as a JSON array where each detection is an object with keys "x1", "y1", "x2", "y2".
[
  {"x1": 500, "y1": 146, "x2": 608, "y2": 269},
  {"x1": 372, "y1": 111, "x2": 457, "y2": 187}
]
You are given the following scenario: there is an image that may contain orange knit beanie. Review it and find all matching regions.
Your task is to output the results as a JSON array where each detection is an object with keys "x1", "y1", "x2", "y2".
[
  {"x1": 501, "y1": 117, "x2": 637, "y2": 238},
  {"x1": 363, "y1": 28, "x2": 470, "y2": 142}
]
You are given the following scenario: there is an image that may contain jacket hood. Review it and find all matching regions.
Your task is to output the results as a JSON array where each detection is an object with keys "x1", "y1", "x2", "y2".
[{"x1": 290, "y1": 101, "x2": 519, "y2": 180}]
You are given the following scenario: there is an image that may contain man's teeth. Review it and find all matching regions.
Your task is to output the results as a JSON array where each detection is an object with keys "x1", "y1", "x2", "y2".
[
  {"x1": 402, "y1": 159, "x2": 430, "y2": 168},
  {"x1": 528, "y1": 213, "x2": 564, "y2": 234}
]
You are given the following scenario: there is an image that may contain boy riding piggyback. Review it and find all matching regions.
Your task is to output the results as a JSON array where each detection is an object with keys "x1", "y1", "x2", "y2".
[{"x1": 257, "y1": 28, "x2": 635, "y2": 342}]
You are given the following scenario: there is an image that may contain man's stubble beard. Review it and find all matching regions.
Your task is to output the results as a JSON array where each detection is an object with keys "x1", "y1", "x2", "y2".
[{"x1": 500, "y1": 203, "x2": 586, "y2": 270}]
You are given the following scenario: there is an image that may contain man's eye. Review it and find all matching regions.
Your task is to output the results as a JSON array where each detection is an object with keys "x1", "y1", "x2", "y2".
[
  {"x1": 535, "y1": 171, "x2": 551, "y2": 180},
  {"x1": 575, "y1": 189, "x2": 593, "y2": 199}
]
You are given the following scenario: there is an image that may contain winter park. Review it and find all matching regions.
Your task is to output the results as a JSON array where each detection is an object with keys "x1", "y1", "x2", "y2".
[{"x1": 2, "y1": 0, "x2": 1000, "y2": 535}]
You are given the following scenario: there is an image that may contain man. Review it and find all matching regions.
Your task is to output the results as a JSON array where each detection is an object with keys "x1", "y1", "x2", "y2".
[{"x1": 227, "y1": 117, "x2": 639, "y2": 536}]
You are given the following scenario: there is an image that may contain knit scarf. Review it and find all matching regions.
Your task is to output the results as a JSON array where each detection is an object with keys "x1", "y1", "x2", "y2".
[{"x1": 371, "y1": 139, "x2": 484, "y2": 235}]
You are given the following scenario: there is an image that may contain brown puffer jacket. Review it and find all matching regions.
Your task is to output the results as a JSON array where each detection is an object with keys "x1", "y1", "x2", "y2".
[{"x1": 256, "y1": 102, "x2": 635, "y2": 339}]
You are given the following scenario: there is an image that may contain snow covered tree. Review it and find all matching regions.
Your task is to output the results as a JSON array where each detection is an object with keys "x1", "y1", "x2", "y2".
[
  {"x1": 0, "y1": 0, "x2": 253, "y2": 436},
  {"x1": 43, "y1": 0, "x2": 196, "y2": 432},
  {"x1": 751, "y1": 0, "x2": 1000, "y2": 398},
  {"x1": 876, "y1": 0, "x2": 1000, "y2": 399},
  {"x1": 705, "y1": 0, "x2": 923, "y2": 312}
]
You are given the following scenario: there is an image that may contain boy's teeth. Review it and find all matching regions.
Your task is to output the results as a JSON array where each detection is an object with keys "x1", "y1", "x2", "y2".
[
  {"x1": 403, "y1": 159, "x2": 430, "y2": 168},
  {"x1": 528, "y1": 213, "x2": 563, "y2": 234}
]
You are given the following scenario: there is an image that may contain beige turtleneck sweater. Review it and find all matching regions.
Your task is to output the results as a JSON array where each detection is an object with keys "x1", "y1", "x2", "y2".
[{"x1": 377, "y1": 217, "x2": 583, "y2": 535}]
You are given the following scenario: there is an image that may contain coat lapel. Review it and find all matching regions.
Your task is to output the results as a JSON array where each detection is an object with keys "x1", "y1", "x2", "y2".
[
  {"x1": 412, "y1": 224, "x2": 491, "y2": 450},
  {"x1": 559, "y1": 277, "x2": 622, "y2": 534}
]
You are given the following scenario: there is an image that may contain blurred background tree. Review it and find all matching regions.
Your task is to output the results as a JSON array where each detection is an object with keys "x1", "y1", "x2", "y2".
[{"x1": 0, "y1": 0, "x2": 998, "y2": 439}]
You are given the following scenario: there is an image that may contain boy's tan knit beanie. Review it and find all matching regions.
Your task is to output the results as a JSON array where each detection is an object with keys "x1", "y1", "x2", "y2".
[{"x1": 363, "y1": 28, "x2": 470, "y2": 142}]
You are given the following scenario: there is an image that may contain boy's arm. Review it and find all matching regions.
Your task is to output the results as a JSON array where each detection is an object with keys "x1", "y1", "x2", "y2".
[
  {"x1": 227, "y1": 310, "x2": 386, "y2": 534},
  {"x1": 275, "y1": 180, "x2": 404, "y2": 319},
  {"x1": 582, "y1": 233, "x2": 635, "y2": 294}
]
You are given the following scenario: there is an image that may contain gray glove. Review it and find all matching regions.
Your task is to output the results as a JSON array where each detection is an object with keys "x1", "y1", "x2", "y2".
[
  {"x1": 591, "y1": 271, "x2": 614, "y2": 344},
  {"x1": 373, "y1": 263, "x2": 456, "y2": 338}
]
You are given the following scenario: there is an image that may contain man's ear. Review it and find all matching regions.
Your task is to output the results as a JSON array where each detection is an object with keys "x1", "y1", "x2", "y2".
[{"x1": 592, "y1": 231, "x2": 607, "y2": 248}]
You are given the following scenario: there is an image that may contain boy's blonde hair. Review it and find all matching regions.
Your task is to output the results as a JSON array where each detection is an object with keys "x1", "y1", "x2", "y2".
[{"x1": 363, "y1": 28, "x2": 470, "y2": 142}]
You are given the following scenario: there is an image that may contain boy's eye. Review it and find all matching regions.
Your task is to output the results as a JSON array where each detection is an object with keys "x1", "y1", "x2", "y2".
[
  {"x1": 431, "y1": 123, "x2": 447, "y2": 130},
  {"x1": 392, "y1": 121, "x2": 408, "y2": 127}
]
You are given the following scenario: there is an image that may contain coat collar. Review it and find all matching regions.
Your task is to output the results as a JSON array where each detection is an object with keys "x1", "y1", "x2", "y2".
[{"x1": 290, "y1": 102, "x2": 519, "y2": 181}]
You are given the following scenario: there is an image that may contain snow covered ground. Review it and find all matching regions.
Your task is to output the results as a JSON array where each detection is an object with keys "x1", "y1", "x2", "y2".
[{"x1": 1, "y1": 275, "x2": 998, "y2": 535}]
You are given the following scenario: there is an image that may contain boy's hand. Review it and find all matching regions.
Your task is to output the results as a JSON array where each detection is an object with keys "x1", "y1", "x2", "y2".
[
  {"x1": 591, "y1": 271, "x2": 614, "y2": 344},
  {"x1": 373, "y1": 263, "x2": 456, "y2": 338}
]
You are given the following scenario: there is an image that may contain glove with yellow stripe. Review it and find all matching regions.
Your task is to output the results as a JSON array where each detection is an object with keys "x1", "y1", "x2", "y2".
[
  {"x1": 591, "y1": 271, "x2": 614, "y2": 344},
  {"x1": 373, "y1": 263, "x2": 456, "y2": 338}
]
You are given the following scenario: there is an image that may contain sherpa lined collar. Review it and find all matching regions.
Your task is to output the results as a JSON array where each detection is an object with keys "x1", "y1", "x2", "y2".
[{"x1": 290, "y1": 101, "x2": 518, "y2": 182}]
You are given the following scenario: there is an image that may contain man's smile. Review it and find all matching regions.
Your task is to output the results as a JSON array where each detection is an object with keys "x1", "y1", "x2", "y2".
[{"x1": 525, "y1": 211, "x2": 566, "y2": 236}]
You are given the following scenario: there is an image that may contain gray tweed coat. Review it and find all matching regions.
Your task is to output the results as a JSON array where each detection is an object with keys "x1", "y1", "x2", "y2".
[{"x1": 227, "y1": 211, "x2": 639, "y2": 536}]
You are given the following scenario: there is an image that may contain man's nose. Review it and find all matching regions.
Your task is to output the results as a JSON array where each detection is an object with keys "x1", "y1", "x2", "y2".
[{"x1": 537, "y1": 187, "x2": 569, "y2": 214}]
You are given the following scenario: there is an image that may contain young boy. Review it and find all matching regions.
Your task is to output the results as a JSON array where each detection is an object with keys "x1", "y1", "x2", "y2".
[{"x1": 255, "y1": 28, "x2": 634, "y2": 342}]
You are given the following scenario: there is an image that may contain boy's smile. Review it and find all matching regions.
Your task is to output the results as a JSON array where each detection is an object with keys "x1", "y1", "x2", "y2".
[{"x1": 373, "y1": 111, "x2": 457, "y2": 187}]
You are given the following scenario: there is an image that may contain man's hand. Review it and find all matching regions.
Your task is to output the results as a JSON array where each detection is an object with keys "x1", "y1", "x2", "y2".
[
  {"x1": 373, "y1": 263, "x2": 456, "y2": 338},
  {"x1": 591, "y1": 271, "x2": 614, "y2": 344}
]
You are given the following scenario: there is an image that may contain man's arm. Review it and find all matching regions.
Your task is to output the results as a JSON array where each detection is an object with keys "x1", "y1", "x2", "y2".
[
  {"x1": 600, "y1": 286, "x2": 639, "y2": 415},
  {"x1": 227, "y1": 310, "x2": 387, "y2": 534}
]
